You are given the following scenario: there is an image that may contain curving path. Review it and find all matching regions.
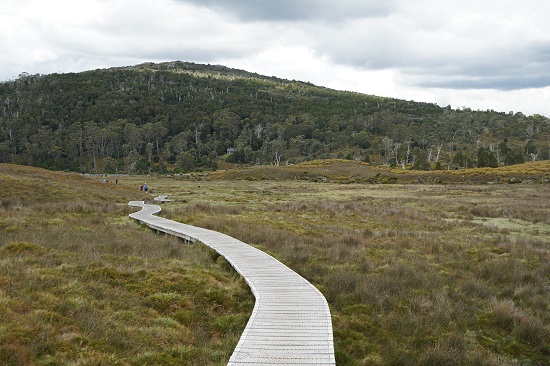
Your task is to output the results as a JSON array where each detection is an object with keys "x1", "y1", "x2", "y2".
[{"x1": 128, "y1": 200, "x2": 335, "y2": 365}]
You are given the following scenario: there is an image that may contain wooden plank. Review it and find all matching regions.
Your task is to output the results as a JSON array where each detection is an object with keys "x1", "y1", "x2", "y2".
[{"x1": 129, "y1": 200, "x2": 335, "y2": 365}]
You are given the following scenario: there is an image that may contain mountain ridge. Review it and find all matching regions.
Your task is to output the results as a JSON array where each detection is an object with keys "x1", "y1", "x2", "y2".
[{"x1": 0, "y1": 61, "x2": 548, "y2": 173}]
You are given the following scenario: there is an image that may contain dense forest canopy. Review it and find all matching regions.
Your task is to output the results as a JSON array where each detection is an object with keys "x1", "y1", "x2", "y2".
[{"x1": 0, "y1": 61, "x2": 549, "y2": 173}]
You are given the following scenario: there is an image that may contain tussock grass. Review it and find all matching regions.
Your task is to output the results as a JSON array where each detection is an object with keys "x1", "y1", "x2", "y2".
[
  {"x1": 0, "y1": 164, "x2": 253, "y2": 365},
  {"x1": 3, "y1": 163, "x2": 549, "y2": 365},
  {"x1": 148, "y1": 178, "x2": 550, "y2": 365}
]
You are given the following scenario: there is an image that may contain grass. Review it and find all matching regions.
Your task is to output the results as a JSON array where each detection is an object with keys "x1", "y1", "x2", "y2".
[
  {"x1": 121, "y1": 167, "x2": 549, "y2": 365},
  {"x1": 0, "y1": 164, "x2": 253, "y2": 365},
  {"x1": 2, "y1": 162, "x2": 549, "y2": 365},
  {"x1": 206, "y1": 158, "x2": 550, "y2": 184}
]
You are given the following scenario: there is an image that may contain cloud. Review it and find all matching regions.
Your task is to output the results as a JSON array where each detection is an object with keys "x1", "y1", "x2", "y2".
[
  {"x1": 1, "y1": 0, "x2": 274, "y2": 78},
  {"x1": 408, "y1": 71, "x2": 550, "y2": 91},
  {"x1": 179, "y1": 0, "x2": 396, "y2": 21},
  {"x1": 301, "y1": 1, "x2": 550, "y2": 92}
]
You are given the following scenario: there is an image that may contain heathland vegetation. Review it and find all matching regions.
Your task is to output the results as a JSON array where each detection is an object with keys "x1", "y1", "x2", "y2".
[
  {"x1": 1, "y1": 61, "x2": 549, "y2": 174},
  {"x1": 143, "y1": 166, "x2": 550, "y2": 365},
  {"x1": 1, "y1": 161, "x2": 548, "y2": 365},
  {"x1": 0, "y1": 164, "x2": 253, "y2": 365}
]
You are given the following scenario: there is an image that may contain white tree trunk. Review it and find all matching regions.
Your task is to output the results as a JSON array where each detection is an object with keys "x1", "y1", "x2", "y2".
[{"x1": 435, "y1": 143, "x2": 443, "y2": 162}]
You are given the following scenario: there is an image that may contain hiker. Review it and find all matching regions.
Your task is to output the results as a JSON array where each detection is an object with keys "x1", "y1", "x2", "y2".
[
  {"x1": 143, "y1": 183, "x2": 148, "y2": 192},
  {"x1": 139, "y1": 184, "x2": 143, "y2": 191}
]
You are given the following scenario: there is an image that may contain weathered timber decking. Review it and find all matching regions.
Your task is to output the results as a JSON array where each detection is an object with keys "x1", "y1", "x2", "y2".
[{"x1": 128, "y1": 200, "x2": 335, "y2": 365}]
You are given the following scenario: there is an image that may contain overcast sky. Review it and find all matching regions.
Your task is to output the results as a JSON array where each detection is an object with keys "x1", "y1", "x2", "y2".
[{"x1": 2, "y1": 0, "x2": 550, "y2": 116}]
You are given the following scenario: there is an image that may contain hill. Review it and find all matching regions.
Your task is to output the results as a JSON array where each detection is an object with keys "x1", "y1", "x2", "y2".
[{"x1": 0, "y1": 61, "x2": 549, "y2": 173}]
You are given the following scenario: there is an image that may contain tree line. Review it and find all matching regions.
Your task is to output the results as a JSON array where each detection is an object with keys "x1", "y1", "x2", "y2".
[{"x1": 0, "y1": 61, "x2": 548, "y2": 173}]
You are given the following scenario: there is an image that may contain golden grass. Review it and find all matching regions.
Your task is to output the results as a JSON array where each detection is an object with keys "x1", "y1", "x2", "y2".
[{"x1": 206, "y1": 159, "x2": 550, "y2": 184}]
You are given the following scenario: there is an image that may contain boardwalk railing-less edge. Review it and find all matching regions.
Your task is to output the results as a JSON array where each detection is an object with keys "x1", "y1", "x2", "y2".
[{"x1": 129, "y1": 200, "x2": 336, "y2": 365}]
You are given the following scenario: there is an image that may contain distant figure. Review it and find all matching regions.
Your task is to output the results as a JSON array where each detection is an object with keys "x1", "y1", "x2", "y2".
[
  {"x1": 115, "y1": 178, "x2": 118, "y2": 184},
  {"x1": 144, "y1": 183, "x2": 148, "y2": 192},
  {"x1": 139, "y1": 184, "x2": 143, "y2": 191},
  {"x1": 103, "y1": 178, "x2": 107, "y2": 184}
]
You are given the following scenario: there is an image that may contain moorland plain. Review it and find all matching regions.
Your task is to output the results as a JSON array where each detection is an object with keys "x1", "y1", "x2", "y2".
[
  {"x1": 0, "y1": 164, "x2": 253, "y2": 365},
  {"x1": 123, "y1": 169, "x2": 550, "y2": 365},
  {"x1": 1, "y1": 162, "x2": 549, "y2": 365}
]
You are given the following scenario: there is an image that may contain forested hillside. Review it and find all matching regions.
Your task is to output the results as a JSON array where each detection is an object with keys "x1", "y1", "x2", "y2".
[{"x1": 1, "y1": 61, "x2": 548, "y2": 173}]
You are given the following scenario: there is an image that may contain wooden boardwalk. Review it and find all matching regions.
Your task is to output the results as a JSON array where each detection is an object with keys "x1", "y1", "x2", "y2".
[{"x1": 129, "y1": 200, "x2": 335, "y2": 365}]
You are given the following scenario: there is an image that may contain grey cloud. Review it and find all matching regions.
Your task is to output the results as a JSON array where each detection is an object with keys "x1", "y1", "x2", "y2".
[
  {"x1": 400, "y1": 60, "x2": 550, "y2": 90},
  {"x1": 389, "y1": 59, "x2": 550, "y2": 91},
  {"x1": 142, "y1": 48, "x2": 244, "y2": 64},
  {"x1": 410, "y1": 74, "x2": 550, "y2": 91},
  {"x1": 409, "y1": 43, "x2": 550, "y2": 90},
  {"x1": 316, "y1": 23, "x2": 550, "y2": 91},
  {"x1": 526, "y1": 42, "x2": 550, "y2": 65},
  {"x1": 180, "y1": 0, "x2": 395, "y2": 21}
]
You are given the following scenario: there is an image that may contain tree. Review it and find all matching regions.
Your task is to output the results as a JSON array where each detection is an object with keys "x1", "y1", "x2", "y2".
[
  {"x1": 212, "y1": 109, "x2": 239, "y2": 141},
  {"x1": 1, "y1": 61, "x2": 549, "y2": 173},
  {"x1": 381, "y1": 137, "x2": 394, "y2": 165},
  {"x1": 126, "y1": 149, "x2": 142, "y2": 173},
  {"x1": 477, "y1": 147, "x2": 498, "y2": 168},
  {"x1": 171, "y1": 131, "x2": 191, "y2": 155},
  {"x1": 121, "y1": 122, "x2": 140, "y2": 150},
  {"x1": 524, "y1": 140, "x2": 538, "y2": 161},
  {"x1": 65, "y1": 122, "x2": 84, "y2": 160},
  {"x1": 402, "y1": 140, "x2": 413, "y2": 168},
  {"x1": 145, "y1": 142, "x2": 154, "y2": 163},
  {"x1": 270, "y1": 139, "x2": 286, "y2": 166},
  {"x1": 411, "y1": 147, "x2": 430, "y2": 170},
  {"x1": 453, "y1": 150, "x2": 474, "y2": 169},
  {"x1": 504, "y1": 149, "x2": 525, "y2": 166},
  {"x1": 176, "y1": 151, "x2": 195, "y2": 172},
  {"x1": 434, "y1": 142, "x2": 443, "y2": 163},
  {"x1": 142, "y1": 121, "x2": 168, "y2": 151},
  {"x1": 0, "y1": 141, "x2": 11, "y2": 162},
  {"x1": 352, "y1": 131, "x2": 371, "y2": 149},
  {"x1": 102, "y1": 157, "x2": 118, "y2": 173},
  {"x1": 498, "y1": 141, "x2": 511, "y2": 155}
]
